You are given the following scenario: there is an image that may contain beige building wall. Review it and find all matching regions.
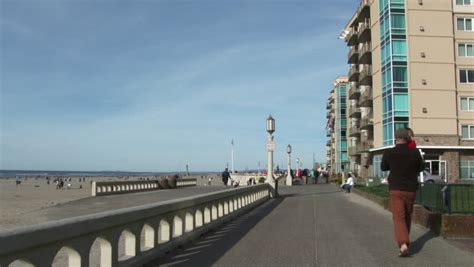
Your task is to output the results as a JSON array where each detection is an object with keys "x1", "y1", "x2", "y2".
[
  {"x1": 407, "y1": 3, "x2": 460, "y2": 141},
  {"x1": 407, "y1": 0, "x2": 453, "y2": 11},
  {"x1": 370, "y1": 0, "x2": 383, "y2": 148}
]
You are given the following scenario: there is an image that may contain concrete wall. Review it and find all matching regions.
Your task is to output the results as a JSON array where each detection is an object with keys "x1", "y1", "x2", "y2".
[{"x1": 0, "y1": 184, "x2": 271, "y2": 267}]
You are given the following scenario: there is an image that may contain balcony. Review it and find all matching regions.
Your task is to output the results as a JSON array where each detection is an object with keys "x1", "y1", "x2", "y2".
[
  {"x1": 347, "y1": 27, "x2": 358, "y2": 46},
  {"x1": 326, "y1": 140, "x2": 332, "y2": 147},
  {"x1": 348, "y1": 103, "x2": 361, "y2": 118},
  {"x1": 348, "y1": 83, "x2": 360, "y2": 100},
  {"x1": 326, "y1": 111, "x2": 332, "y2": 118},
  {"x1": 356, "y1": 140, "x2": 374, "y2": 153},
  {"x1": 361, "y1": 153, "x2": 371, "y2": 167},
  {"x1": 348, "y1": 46, "x2": 358, "y2": 64},
  {"x1": 358, "y1": 42, "x2": 372, "y2": 64},
  {"x1": 348, "y1": 65, "x2": 359, "y2": 82},
  {"x1": 359, "y1": 65, "x2": 372, "y2": 85},
  {"x1": 358, "y1": 19, "x2": 371, "y2": 43},
  {"x1": 326, "y1": 130, "x2": 332, "y2": 137},
  {"x1": 360, "y1": 113, "x2": 373, "y2": 130},
  {"x1": 349, "y1": 124, "x2": 361, "y2": 137},
  {"x1": 359, "y1": 86, "x2": 373, "y2": 107},
  {"x1": 357, "y1": 0, "x2": 371, "y2": 22},
  {"x1": 348, "y1": 145, "x2": 360, "y2": 156}
]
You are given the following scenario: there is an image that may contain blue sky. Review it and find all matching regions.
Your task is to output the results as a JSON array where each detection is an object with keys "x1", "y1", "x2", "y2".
[{"x1": 1, "y1": 0, "x2": 357, "y2": 172}]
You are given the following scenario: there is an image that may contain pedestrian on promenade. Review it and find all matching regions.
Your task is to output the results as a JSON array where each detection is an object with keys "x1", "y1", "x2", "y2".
[
  {"x1": 221, "y1": 168, "x2": 231, "y2": 188},
  {"x1": 381, "y1": 128, "x2": 424, "y2": 257},
  {"x1": 341, "y1": 172, "x2": 354, "y2": 193}
]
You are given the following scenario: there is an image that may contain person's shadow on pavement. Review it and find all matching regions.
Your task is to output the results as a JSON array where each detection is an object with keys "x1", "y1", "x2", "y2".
[{"x1": 409, "y1": 230, "x2": 438, "y2": 255}]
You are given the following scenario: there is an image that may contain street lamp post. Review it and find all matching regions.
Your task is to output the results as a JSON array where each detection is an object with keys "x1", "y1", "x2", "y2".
[
  {"x1": 286, "y1": 144, "x2": 292, "y2": 186},
  {"x1": 266, "y1": 115, "x2": 275, "y2": 190}
]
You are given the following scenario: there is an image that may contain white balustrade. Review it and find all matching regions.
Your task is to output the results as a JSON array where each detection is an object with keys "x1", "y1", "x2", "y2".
[
  {"x1": 0, "y1": 185, "x2": 270, "y2": 267},
  {"x1": 91, "y1": 178, "x2": 198, "y2": 197}
]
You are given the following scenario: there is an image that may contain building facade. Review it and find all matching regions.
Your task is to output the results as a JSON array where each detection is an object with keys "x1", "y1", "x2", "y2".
[
  {"x1": 336, "y1": 0, "x2": 474, "y2": 183},
  {"x1": 326, "y1": 76, "x2": 349, "y2": 175}
]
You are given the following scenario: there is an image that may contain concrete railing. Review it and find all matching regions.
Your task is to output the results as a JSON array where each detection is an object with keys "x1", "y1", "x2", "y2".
[
  {"x1": 91, "y1": 178, "x2": 197, "y2": 196},
  {"x1": 0, "y1": 184, "x2": 271, "y2": 267},
  {"x1": 229, "y1": 173, "x2": 264, "y2": 186}
]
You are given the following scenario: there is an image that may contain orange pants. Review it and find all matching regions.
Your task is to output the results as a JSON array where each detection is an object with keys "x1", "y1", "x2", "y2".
[{"x1": 390, "y1": 190, "x2": 416, "y2": 247}]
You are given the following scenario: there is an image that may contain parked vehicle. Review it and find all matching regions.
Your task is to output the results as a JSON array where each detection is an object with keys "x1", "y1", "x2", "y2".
[{"x1": 421, "y1": 170, "x2": 445, "y2": 184}]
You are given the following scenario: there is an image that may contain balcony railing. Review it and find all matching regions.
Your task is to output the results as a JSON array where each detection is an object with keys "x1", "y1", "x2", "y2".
[
  {"x1": 348, "y1": 65, "x2": 359, "y2": 82},
  {"x1": 358, "y1": 19, "x2": 371, "y2": 43},
  {"x1": 349, "y1": 124, "x2": 361, "y2": 137},
  {"x1": 348, "y1": 146, "x2": 360, "y2": 156},
  {"x1": 348, "y1": 83, "x2": 360, "y2": 100},
  {"x1": 359, "y1": 65, "x2": 372, "y2": 85},
  {"x1": 360, "y1": 113, "x2": 374, "y2": 129},
  {"x1": 358, "y1": 42, "x2": 372, "y2": 64},
  {"x1": 347, "y1": 27, "x2": 358, "y2": 46},
  {"x1": 357, "y1": 0, "x2": 371, "y2": 21},
  {"x1": 356, "y1": 140, "x2": 374, "y2": 153},
  {"x1": 359, "y1": 86, "x2": 373, "y2": 107},
  {"x1": 348, "y1": 46, "x2": 358, "y2": 64},
  {"x1": 361, "y1": 153, "x2": 371, "y2": 167},
  {"x1": 349, "y1": 103, "x2": 361, "y2": 118}
]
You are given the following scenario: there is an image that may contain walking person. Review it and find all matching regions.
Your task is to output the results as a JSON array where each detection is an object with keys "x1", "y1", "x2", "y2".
[
  {"x1": 381, "y1": 128, "x2": 424, "y2": 257},
  {"x1": 221, "y1": 168, "x2": 231, "y2": 188}
]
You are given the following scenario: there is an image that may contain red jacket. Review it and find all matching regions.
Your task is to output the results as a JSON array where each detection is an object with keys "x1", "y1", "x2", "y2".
[{"x1": 407, "y1": 140, "x2": 417, "y2": 149}]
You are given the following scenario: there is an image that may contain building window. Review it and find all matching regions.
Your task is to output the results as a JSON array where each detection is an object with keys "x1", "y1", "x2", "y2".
[
  {"x1": 456, "y1": 0, "x2": 472, "y2": 6},
  {"x1": 458, "y1": 43, "x2": 474, "y2": 57},
  {"x1": 460, "y1": 97, "x2": 474, "y2": 111},
  {"x1": 457, "y1": 17, "x2": 473, "y2": 31},
  {"x1": 373, "y1": 155, "x2": 389, "y2": 178},
  {"x1": 460, "y1": 160, "x2": 474, "y2": 180},
  {"x1": 461, "y1": 125, "x2": 474, "y2": 139},
  {"x1": 459, "y1": 69, "x2": 474, "y2": 83}
]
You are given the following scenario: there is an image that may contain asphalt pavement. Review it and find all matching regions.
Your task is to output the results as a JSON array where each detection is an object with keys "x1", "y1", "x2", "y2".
[{"x1": 149, "y1": 184, "x2": 474, "y2": 267}]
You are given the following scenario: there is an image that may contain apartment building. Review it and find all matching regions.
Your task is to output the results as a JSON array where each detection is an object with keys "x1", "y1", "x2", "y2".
[
  {"x1": 326, "y1": 76, "x2": 349, "y2": 175},
  {"x1": 337, "y1": 0, "x2": 474, "y2": 183}
]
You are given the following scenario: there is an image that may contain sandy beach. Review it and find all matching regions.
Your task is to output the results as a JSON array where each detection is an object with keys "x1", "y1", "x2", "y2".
[{"x1": 0, "y1": 174, "x2": 221, "y2": 229}]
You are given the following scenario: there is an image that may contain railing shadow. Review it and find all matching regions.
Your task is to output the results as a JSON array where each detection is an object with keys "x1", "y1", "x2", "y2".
[
  {"x1": 145, "y1": 196, "x2": 284, "y2": 266},
  {"x1": 409, "y1": 230, "x2": 438, "y2": 255},
  {"x1": 283, "y1": 190, "x2": 342, "y2": 198}
]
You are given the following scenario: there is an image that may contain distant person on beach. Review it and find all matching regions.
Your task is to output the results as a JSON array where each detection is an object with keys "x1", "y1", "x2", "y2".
[
  {"x1": 221, "y1": 168, "x2": 231, "y2": 187},
  {"x1": 15, "y1": 176, "x2": 21, "y2": 187},
  {"x1": 381, "y1": 128, "x2": 424, "y2": 257}
]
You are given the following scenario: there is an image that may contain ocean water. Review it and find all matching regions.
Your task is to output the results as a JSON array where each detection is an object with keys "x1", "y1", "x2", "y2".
[{"x1": 0, "y1": 170, "x2": 214, "y2": 178}]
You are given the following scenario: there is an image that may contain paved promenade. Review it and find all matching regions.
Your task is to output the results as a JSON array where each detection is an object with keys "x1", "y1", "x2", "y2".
[
  {"x1": 149, "y1": 184, "x2": 474, "y2": 267},
  {"x1": 2, "y1": 186, "x2": 225, "y2": 230}
]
